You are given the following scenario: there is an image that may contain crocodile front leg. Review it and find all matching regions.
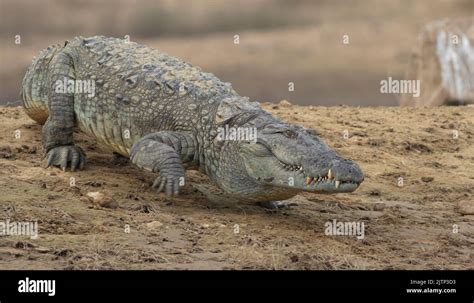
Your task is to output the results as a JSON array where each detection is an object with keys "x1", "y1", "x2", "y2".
[
  {"x1": 130, "y1": 131, "x2": 198, "y2": 196},
  {"x1": 43, "y1": 51, "x2": 86, "y2": 171}
]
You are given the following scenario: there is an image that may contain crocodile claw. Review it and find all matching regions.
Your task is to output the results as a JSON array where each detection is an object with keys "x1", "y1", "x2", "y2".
[
  {"x1": 152, "y1": 173, "x2": 184, "y2": 196},
  {"x1": 44, "y1": 145, "x2": 86, "y2": 172}
]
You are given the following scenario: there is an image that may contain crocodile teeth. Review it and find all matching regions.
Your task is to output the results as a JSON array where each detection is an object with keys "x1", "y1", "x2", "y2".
[
  {"x1": 335, "y1": 180, "x2": 340, "y2": 189},
  {"x1": 328, "y1": 169, "x2": 333, "y2": 179},
  {"x1": 305, "y1": 176, "x2": 313, "y2": 185}
]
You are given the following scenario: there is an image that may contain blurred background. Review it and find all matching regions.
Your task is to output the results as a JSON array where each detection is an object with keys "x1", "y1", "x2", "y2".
[{"x1": 0, "y1": 0, "x2": 472, "y2": 106}]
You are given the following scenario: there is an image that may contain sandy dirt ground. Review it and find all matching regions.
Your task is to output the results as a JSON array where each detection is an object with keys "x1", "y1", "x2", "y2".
[{"x1": 0, "y1": 103, "x2": 473, "y2": 269}]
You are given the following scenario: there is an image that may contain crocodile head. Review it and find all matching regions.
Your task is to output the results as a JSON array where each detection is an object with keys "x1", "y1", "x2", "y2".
[
  {"x1": 239, "y1": 120, "x2": 364, "y2": 194},
  {"x1": 212, "y1": 98, "x2": 363, "y2": 202}
]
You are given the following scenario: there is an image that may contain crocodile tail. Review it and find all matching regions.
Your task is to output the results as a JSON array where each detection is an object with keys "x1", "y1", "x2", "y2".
[{"x1": 21, "y1": 43, "x2": 63, "y2": 125}]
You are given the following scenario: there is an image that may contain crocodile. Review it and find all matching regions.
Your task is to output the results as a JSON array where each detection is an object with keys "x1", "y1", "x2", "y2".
[{"x1": 21, "y1": 36, "x2": 364, "y2": 207}]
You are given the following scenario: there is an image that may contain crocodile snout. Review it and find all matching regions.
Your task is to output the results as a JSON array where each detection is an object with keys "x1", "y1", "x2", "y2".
[
  {"x1": 298, "y1": 155, "x2": 363, "y2": 192},
  {"x1": 330, "y1": 158, "x2": 364, "y2": 185}
]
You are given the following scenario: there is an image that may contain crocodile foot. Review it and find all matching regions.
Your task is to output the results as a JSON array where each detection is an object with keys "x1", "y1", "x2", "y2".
[
  {"x1": 45, "y1": 145, "x2": 86, "y2": 171},
  {"x1": 151, "y1": 171, "x2": 184, "y2": 196}
]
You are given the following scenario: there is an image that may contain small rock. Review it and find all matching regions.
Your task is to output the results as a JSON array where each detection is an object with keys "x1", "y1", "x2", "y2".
[
  {"x1": 369, "y1": 190, "x2": 381, "y2": 196},
  {"x1": 84, "y1": 180, "x2": 105, "y2": 187},
  {"x1": 15, "y1": 241, "x2": 35, "y2": 249},
  {"x1": 0, "y1": 146, "x2": 13, "y2": 158},
  {"x1": 125, "y1": 193, "x2": 142, "y2": 201},
  {"x1": 137, "y1": 204, "x2": 155, "y2": 213},
  {"x1": 145, "y1": 221, "x2": 163, "y2": 230},
  {"x1": 278, "y1": 100, "x2": 292, "y2": 107},
  {"x1": 80, "y1": 197, "x2": 90, "y2": 203},
  {"x1": 373, "y1": 202, "x2": 386, "y2": 211},
  {"x1": 457, "y1": 200, "x2": 474, "y2": 215},
  {"x1": 86, "y1": 191, "x2": 118, "y2": 209},
  {"x1": 367, "y1": 138, "x2": 385, "y2": 146},
  {"x1": 421, "y1": 177, "x2": 434, "y2": 183},
  {"x1": 423, "y1": 127, "x2": 435, "y2": 133},
  {"x1": 54, "y1": 249, "x2": 72, "y2": 257},
  {"x1": 290, "y1": 255, "x2": 299, "y2": 263},
  {"x1": 34, "y1": 246, "x2": 51, "y2": 254}
]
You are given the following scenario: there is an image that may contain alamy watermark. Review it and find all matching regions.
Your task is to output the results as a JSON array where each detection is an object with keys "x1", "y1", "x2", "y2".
[
  {"x1": 324, "y1": 219, "x2": 365, "y2": 240},
  {"x1": 216, "y1": 126, "x2": 257, "y2": 143},
  {"x1": 0, "y1": 219, "x2": 38, "y2": 239},
  {"x1": 54, "y1": 77, "x2": 96, "y2": 98},
  {"x1": 18, "y1": 277, "x2": 55, "y2": 296},
  {"x1": 380, "y1": 77, "x2": 420, "y2": 97}
]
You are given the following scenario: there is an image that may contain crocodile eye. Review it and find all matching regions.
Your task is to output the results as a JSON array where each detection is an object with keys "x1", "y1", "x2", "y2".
[{"x1": 283, "y1": 130, "x2": 298, "y2": 139}]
